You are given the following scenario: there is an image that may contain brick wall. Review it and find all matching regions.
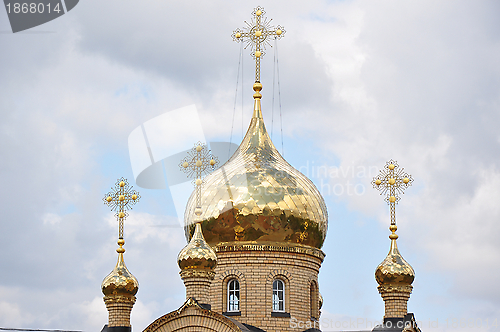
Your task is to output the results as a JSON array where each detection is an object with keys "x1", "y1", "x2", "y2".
[
  {"x1": 378, "y1": 285, "x2": 412, "y2": 319},
  {"x1": 104, "y1": 295, "x2": 135, "y2": 327},
  {"x1": 183, "y1": 276, "x2": 212, "y2": 305},
  {"x1": 209, "y1": 243, "x2": 325, "y2": 332}
]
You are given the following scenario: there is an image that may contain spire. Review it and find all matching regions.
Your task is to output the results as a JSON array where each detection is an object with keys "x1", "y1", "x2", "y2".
[
  {"x1": 101, "y1": 178, "x2": 140, "y2": 329},
  {"x1": 372, "y1": 161, "x2": 415, "y2": 319},
  {"x1": 178, "y1": 143, "x2": 218, "y2": 307}
]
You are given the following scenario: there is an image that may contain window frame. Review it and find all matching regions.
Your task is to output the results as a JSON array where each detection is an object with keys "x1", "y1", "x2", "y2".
[
  {"x1": 272, "y1": 279, "x2": 285, "y2": 312},
  {"x1": 227, "y1": 279, "x2": 240, "y2": 312}
]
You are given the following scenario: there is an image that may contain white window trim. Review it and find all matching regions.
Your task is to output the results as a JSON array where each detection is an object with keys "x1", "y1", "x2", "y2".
[
  {"x1": 272, "y1": 279, "x2": 285, "y2": 312},
  {"x1": 227, "y1": 279, "x2": 240, "y2": 312}
]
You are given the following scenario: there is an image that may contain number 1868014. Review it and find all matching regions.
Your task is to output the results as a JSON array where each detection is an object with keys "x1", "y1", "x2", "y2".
[{"x1": 5, "y1": 2, "x2": 62, "y2": 14}]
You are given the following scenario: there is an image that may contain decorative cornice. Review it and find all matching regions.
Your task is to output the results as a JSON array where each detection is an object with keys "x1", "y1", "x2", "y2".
[
  {"x1": 143, "y1": 297, "x2": 242, "y2": 332},
  {"x1": 214, "y1": 241, "x2": 325, "y2": 261},
  {"x1": 180, "y1": 269, "x2": 216, "y2": 280},
  {"x1": 177, "y1": 297, "x2": 203, "y2": 313},
  {"x1": 378, "y1": 284, "x2": 413, "y2": 294},
  {"x1": 103, "y1": 294, "x2": 136, "y2": 304},
  {"x1": 219, "y1": 269, "x2": 246, "y2": 282},
  {"x1": 266, "y1": 269, "x2": 292, "y2": 283}
]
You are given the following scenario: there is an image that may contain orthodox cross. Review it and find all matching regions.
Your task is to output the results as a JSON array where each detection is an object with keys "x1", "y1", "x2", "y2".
[
  {"x1": 372, "y1": 160, "x2": 413, "y2": 236},
  {"x1": 103, "y1": 178, "x2": 140, "y2": 246},
  {"x1": 179, "y1": 143, "x2": 219, "y2": 221},
  {"x1": 232, "y1": 6, "x2": 285, "y2": 83}
]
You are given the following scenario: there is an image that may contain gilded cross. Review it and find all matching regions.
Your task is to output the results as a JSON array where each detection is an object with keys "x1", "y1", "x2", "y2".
[
  {"x1": 372, "y1": 160, "x2": 413, "y2": 228},
  {"x1": 103, "y1": 177, "x2": 140, "y2": 240},
  {"x1": 179, "y1": 143, "x2": 219, "y2": 221},
  {"x1": 232, "y1": 6, "x2": 285, "y2": 83}
]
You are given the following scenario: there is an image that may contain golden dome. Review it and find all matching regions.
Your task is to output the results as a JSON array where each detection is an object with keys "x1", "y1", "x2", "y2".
[
  {"x1": 102, "y1": 240, "x2": 139, "y2": 297},
  {"x1": 375, "y1": 228, "x2": 415, "y2": 286},
  {"x1": 184, "y1": 84, "x2": 328, "y2": 248},
  {"x1": 178, "y1": 222, "x2": 217, "y2": 270}
]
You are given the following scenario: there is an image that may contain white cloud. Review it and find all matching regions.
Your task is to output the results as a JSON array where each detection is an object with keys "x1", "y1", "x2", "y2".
[
  {"x1": 42, "y1": 213, "x2": 63, "y2": 225},
  {"x1": 0, "y1": 301, "x2": 29, "y2": 327},
  {"x1": 80, "y1": 297, "x2": 107, "y2": 331}
]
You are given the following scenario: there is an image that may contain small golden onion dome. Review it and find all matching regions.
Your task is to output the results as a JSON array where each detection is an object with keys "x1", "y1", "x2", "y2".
[
  {"x1": 102, "y1": 246, "x2": 139, "y2": 297},
  {"x1": 375, "y1": 235, "x2": 415, "y2": 286},
  {"x1": 184, "y1": 84, "x2": 328, "y2": 248},
  {"x1": 178, "y1": 222, "x2": 217, "y2": 270}
]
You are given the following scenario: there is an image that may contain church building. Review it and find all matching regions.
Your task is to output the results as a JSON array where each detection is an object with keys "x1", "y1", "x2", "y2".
[{"x1": 99, "y1": 7, "x2": 422, "y2": 332}]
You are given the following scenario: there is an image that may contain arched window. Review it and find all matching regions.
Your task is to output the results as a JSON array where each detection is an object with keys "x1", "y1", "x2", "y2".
[
  {"x1": 310, "y1": 281, "x2": 318, "y2": 319},
  {"x1": 272, "y1": 279, "x2": 285, "y2": 312},
  {"x1": 227, "y1": 279, "x2": 240, "y2": 312}
]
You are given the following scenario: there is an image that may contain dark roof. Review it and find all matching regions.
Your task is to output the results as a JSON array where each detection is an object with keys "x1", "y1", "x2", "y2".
[
  {"x1": 242, "y1": 323, "x2": 267, "y2": 332},
  {"x1": 224, "y1": 317, "x2": 267, "y2": 332},
  {"x1": 372, "y1": 313, "x2": 420, "y2": 332},
  {"x1": 99, "y1": 326, "x2": 131, "y2": 332},
  {"x1": 243, "y1": 323, "x2": 266, "y2": 332}
]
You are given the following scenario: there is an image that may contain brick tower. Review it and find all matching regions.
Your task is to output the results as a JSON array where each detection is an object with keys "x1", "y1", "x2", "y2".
[{"x1": 180, "y1": 10, "x2": 329, "y2": 330}]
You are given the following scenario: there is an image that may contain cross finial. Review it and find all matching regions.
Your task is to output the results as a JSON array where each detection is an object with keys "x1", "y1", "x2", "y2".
[
  {"x1": 372, "y1": 160, "x2": 413, "y2": 237},
  {"x1": 103, "y1": 178, "x2": 140, "y2": 246},
  {"x1": 179, "y1": 142, "x2": 219, "y2": 221},
  {"x1": 232, "y1": 6, "x2": 285, "y2": 83}
]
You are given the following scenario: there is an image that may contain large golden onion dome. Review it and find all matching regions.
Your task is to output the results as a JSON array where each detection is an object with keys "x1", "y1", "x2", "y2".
[
  {"x1": 184, "y1": 83, "x2": 328, "y2": 248},
  {"x1": 178, "y1": 222, "x2": 218, "y2": 270},
  {"x1": 102, "y1": 240, "x2": 139, "y2": 297},
  {"x1": 375, "y1": 226, "x2": 415, "y2": 286}
]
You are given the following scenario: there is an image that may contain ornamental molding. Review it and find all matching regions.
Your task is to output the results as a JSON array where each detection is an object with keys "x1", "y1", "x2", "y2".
[
  {"x1": 266, "y1": 269, "x2": 292, "y2": 283},
  {"x1": 180, "y1": 269, "x2": 216, "y2": 280},
  {"x1": 103, "y1": 294, "x2": 136, "y2": 304},
  {"x1": 378, "y1": 284, "x2": 413, "y2": 294},
  {"x1": 143, "y1": 297, "x2": 241, "y2": 332},
  {"x1": 219, "y1": 269, "x2": 246, "y2": 282},
  {"x1": 214, "y1": 241, "x2": 325, "y2": 261}
]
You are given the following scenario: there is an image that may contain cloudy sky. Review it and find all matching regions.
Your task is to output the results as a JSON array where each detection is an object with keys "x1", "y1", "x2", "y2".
[{"x1": 1, "y1": 0, "x2": 500, "y2": 331}]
